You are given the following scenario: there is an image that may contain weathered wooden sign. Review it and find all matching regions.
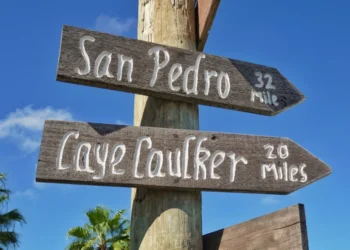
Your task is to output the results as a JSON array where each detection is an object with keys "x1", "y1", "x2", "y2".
[
  {"x1": 203, "y1": 204, "x2": 308, "y2": 250},
  {"x1": 36, "y1": 120, "x2": 331, "y2": 194},
  {"x1": 197, "y1": 0, "x2": 221, "y2": 51},
  {"x1": 57, "y1": 25, "x2": 305, "y2": 116}
]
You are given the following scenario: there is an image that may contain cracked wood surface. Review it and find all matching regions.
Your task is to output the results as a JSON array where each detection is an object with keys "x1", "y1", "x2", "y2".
[{"x1": 203, "y1": 204, "x2": 309, "y2": 250}]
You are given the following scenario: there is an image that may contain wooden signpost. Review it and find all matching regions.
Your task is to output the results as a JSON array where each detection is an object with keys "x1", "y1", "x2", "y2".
[
  {"x1": 36, "y1": 120, "x2": 330, "y2": 195},
  {"x1": 36, "y1": 1, "x2": 332, "y2": 249},
  {"x1": 131, "y1": 2, "x2": 203, "y2": 249},
  {"x1": 57, "y1": 25, "x2": 305, "y2": 116},
  {"x1": 203, "y1": 204, "x2": 308, "y2": 250}
]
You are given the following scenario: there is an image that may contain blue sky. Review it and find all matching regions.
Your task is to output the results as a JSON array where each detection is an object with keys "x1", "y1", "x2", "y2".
[{"x1": 1, "y1": 0, "x2": 349, "y2": 249}]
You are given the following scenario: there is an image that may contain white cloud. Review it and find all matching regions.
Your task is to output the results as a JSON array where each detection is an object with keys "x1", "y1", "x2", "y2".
[
  {"x1": 261, "y1": 195, "x2": 280, "y2": 205},
  {"x1": 0, "y1": 106, "x2": 73, "y2": 152},
  {"x1": 95, "y1": 14, "x2": 136, "y2": 35},
  {"x1": 33, "y1": 180, "x2": 46, "y2": 190},
  {"x1": 116, "y1": 119, "x2": 130, "y2": 125},
  {"x1": 21, "y1": 138, "x2": 41, "y2": 152},
  {"x1": 14, "y1": 189, "x2": 38, "y2": 201},
  {"x1": 33, "y1": 179, "x2": 76, "y2": 191}
]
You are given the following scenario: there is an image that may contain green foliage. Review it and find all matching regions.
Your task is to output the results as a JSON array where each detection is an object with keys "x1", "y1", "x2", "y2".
[
  {"x1": 0, "y1": 173, "x2": 26, "y2": 249},
  {"x1": 66, "y1": 206, "x2": 130, "y2": 250}
]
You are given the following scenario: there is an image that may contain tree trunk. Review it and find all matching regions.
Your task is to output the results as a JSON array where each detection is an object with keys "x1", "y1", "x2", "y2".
[{"x1": 130, "y1": 0, "x2": 202, "y2": 250}]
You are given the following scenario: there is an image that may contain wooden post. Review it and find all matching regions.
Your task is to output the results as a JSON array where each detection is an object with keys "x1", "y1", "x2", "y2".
[{"x1": 130, "y1": 0, "x2": 202, "y2": 249}]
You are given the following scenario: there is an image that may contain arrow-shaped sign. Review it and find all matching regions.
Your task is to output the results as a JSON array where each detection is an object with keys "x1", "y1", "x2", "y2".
[
  {"x1": 36, "y1": 120, "x2": 331, "y2": 194},
  {"x1": 57, "y1": 25, "x2": 305, "y2": 116}
]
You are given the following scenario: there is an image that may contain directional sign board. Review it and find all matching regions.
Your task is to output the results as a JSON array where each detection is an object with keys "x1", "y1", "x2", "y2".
[
  {"x1": 57, "y1": 25, "x2": 305, "y2": 116},
  {"x1": 36, "y1": 120, "x2": 331, "y2": 194},
  {"x1": 203, "y1": 204, "x2": 308, "y2": 250}
]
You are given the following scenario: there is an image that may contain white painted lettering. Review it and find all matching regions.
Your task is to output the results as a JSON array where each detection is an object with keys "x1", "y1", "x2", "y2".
[
  {"x1": 75, "y1": 36, "x2": 95, "y2": 75},
  {"x1": 290, "y1": 165, "x2": 299, "y2": 182},
  {"x1": 146, "y1": 149, "x2": 165, "y2": 178},
  {"x1": 252, "y1": 72, "x2": 279, "y2": 106},
  {"x1": 278, "y1": 166, "x2": 283, "y2": 179},
  {"x1": 183, "y1": 54, "x2": 205, "y2": 95},
  {"x1": 182, "y1": 135, "x2": 196, "y2": 179},
  {"x1": 204, "y1": 70, "x2": 218, "y2": 96},
  {"x1": 300, "y1": 164, "x2": 307, "y2": 183},
  {"x1": 267, "y1": 91, "x2": 272, "y2": 105},
  {"x1": 264, "y1": 73, "x2": 275, "y2": 89},
  {"x1": 217, "y1": 72, "x2": 230, "y2": 99},
  {"x1": 283, "y1": 162, "x2": 288, "y2": 181},
  {"x1": 194, "y1": 136, "x2": 210, "y2": 180},
  {"x1": 168, "y1": 63, "x2": 182, "y2": 91},
  {"x1": 75, "y1": 142, "x2": 94, "y2": 173},
  {"x1": 261, "y1": 163, "x2": 278, "y2": 180},
  {"x1": 209, "y1": 151, "x2": 225, "y2": 180},
  {"x1": 93, "y1": 143, "x2": 109, "y2": 180},
  {"x1": 57, "y1": 131, "x2": 79, "y2": 170},
  {"x1": 149, "y1": 46, "x2": 170, "y2": 87},
  {"x1": 255, "y1": 72, "x2": 264, "y2": 88},
  {"x1": 278, "y1": 144, "x2": 289, "y2": 159},
  {"x1": 228, "y1": 153, "x2": 248, "y2": 182},
  {"x1": 94, "y1": 51, "x2": 114, "y2": 78},
  {"x1": 117, "y1": 54, "x2": 133, "y2": 82},
  {"x1": 272, "y1": 95, "x2": 279, "y2": 106},
  {"x1": 251, "y1": 89, "x2": 264, "y2": 103},
  {"x1": 167, "y1": 149, "x2": 181, "y2": 177},
  {"x1": 264, "y1": 144, "x2": 277, "y2": 159},
  {"x1": 133, "y1": 136, "x2": 152, "y2": 178},
  {"x1": 263, "y1": 91, "x2": 269, "y2": 104},
  {"x1": 110, "y1": 143, "x2": 126, "y2": 175}
]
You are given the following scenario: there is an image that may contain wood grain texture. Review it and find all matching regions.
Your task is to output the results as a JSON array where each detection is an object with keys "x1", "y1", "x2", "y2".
[
  {"x1": 197, "y1": 0, "x2": 221, "y2": 51},
  {"x1": 57, "y1": 25, "x2": 305, "y2": 116},
  {"x1": 203, "y1": 204, "x2": 309, "y2": 250},
  {"x1": 133, "y1": 1, "x2": 202, "y2": 249},
  {"x1": 36, "y1": 120, "x2": 331, "y2": 195}
]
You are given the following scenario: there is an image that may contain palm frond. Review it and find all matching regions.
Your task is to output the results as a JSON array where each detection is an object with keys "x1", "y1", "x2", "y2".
[
  {"x1": 81, "y1": 246, "x2": 94, "y2": 250},
  {"x1": 0, "y1": 173, "x2": 10, "y2": 198},
  {"x1": 82, "y1": 238, "x2": 96, "y2": 250},
  {"x1": 67, "y1": 226, "x2": 91, "y2": 240},
  {"x1": 86, "y1": 206, "x2": 110, "y2": 226},
  {"x1": 109, "y1": 210, "x2": 129, "y2": 235},
  {"x1": 0, "y1": 174, "x2": 7, "y2": 190},
  {"x1": 111, "y1": 209, "x2": 127, "y2": 221},
  {"x1": 65, "y1": 240, "x2": 88, "y2": 250},
  {"x1": 0, "y1": 173, "x2": 25, "y2": 249},
  {"x1": 0, "y1": 194, "x2": 8, "y2": 204},
  {"x1": 109, "y1": 240, "x2": 129, "y2": 250},
  {"x1": 66, "y1": 206, "x2": 130, "y2": 250},
  {"x1": 106, "y1": 235, "x2": 129, "y2": 244},
  {"x1": 116, "y1": 219, "x2": 129, "y2": 230},
  {"x1": 0, "y1": 209, "x2": 26, "y2": 228},
  {"x1": 0, "y1": 231, "x2": 19, "y2": 248},
  {"x1": 0, "y1": 173, "x2": 7, "y2": 182},
  {"x1": 0, "y1": 189, "x2": 10, "y2": 196},
  {"x1": 1, "y1": 209, "x2": 26, "y2": 223}
]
